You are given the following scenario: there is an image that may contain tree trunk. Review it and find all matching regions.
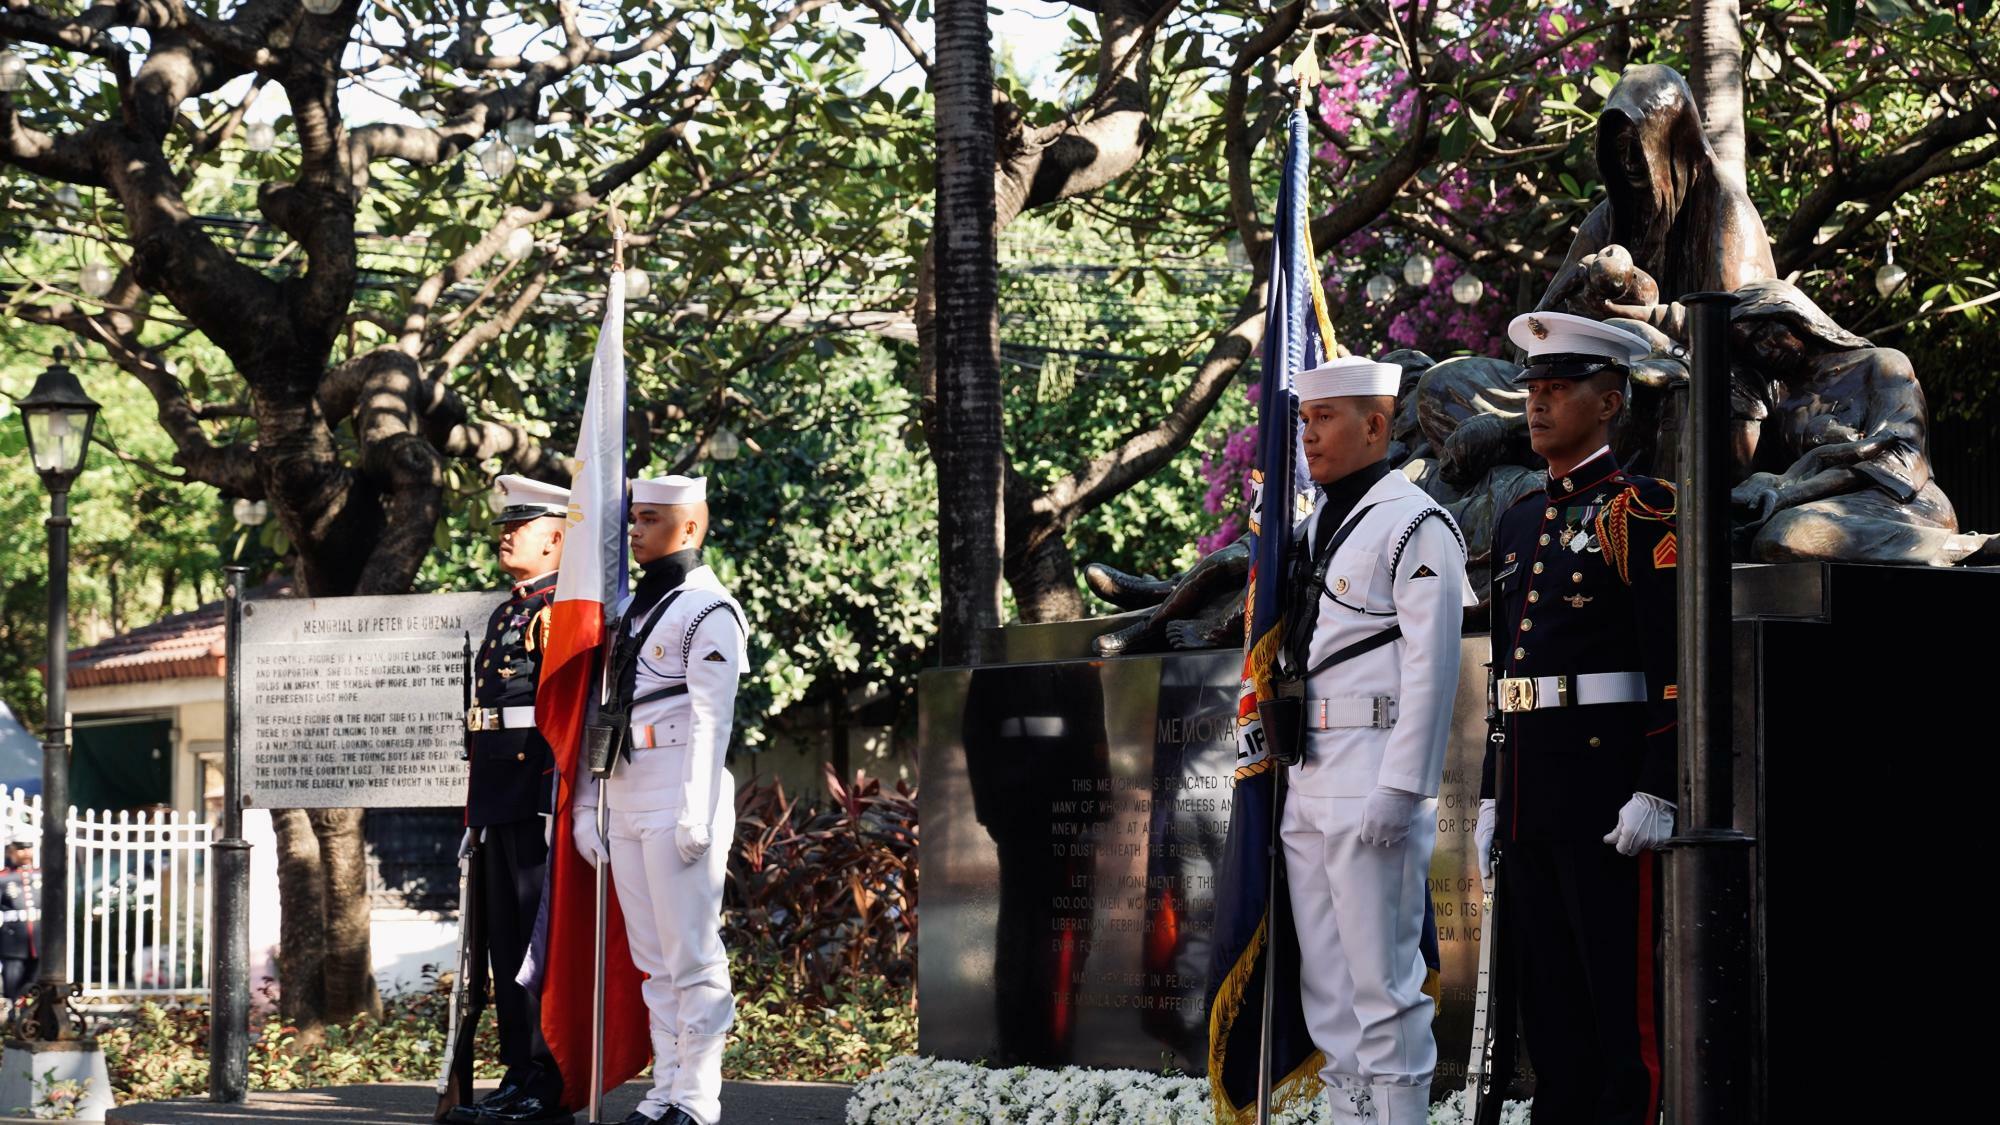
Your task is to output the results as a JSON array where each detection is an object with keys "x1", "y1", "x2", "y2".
[
  {"x1": 270, "y1": 808, "x2": 329, "y2": 1039},
  {"x1": 1689, "y1": 0, "x2": 1747, "y2": 185},
  {"x1": 930, "y1": 0, "x2": 1005, "y2": 665}
]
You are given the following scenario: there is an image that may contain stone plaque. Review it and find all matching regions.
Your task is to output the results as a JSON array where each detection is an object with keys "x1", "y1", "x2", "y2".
[
  {"x1": 240, "y1": 591, "x2": 503, "y2": 808},
  {"x1": 919, "y1": 635, "x2": 1495, "y2": 1086}
]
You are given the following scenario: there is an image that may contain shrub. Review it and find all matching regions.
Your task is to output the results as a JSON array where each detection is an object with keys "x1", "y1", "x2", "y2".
[{"x1": 727, "y1": 766, "x2": 918, "y2": 995}]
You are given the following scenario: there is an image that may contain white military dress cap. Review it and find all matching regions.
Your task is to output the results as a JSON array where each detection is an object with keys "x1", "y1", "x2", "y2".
[
  {"x1": 631, "y1": 475, "x2": 707, "y2": 506},
  {"x1": 490, "y1": 474, "x2": 571, "y2": 525},
  {"x1": 1295, "y1": 355, "x2": 1402, "y2": 402},
  {"x1": 1507, "y1": 310, "x2": 1651, "y2": 368}
]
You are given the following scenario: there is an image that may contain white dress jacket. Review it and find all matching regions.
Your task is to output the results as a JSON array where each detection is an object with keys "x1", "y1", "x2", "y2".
[{"x1": 1289, "y1": 470, "x2": 1475, "y2": 799}]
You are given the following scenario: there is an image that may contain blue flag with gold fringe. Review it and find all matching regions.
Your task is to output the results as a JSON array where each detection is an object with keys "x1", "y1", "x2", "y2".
[
  {"x1": 1203, "y1": 105, "x2": 1443, "y2": 1124},
  {"x1": 1204, "y1": 103, "x2": 1330, "y2": 1125}
]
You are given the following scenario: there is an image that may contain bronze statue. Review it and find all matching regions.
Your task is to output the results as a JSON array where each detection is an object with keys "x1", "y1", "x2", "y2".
[
  {"x1": 1540, "y1": 64, "x2": 1775, "y2": 316},
  {"x1": 1723, "y1": 279, "x2": 1997, "y2": 565},
  {"x1": 1084, "y1": 64, "x2": 1990, "y2": 654},
  {"x1": 1401, "y1": 64, "x2": 1781, "y2": 545},
  {"x1": 1086, "y1": 540, "x2": 1247, "y2": 654}
]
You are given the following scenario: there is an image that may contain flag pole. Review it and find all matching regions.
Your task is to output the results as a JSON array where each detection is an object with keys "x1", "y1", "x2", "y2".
[
  {"x1": 1254, "y1": 756, "x2": 1286, "y2": 1125},
  {"x1": 587, "y1": 218, "x2": 628, "y2": 1125}
]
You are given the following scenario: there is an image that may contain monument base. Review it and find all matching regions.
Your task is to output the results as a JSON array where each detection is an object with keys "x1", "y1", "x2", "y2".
[{"x1": 0, "y1": 1038, "x2": 115, "y2": 1121}]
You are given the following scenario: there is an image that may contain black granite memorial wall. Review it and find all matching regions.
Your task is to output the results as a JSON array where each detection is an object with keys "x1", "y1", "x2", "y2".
[{"x1": 919, "y1": 562, "x2": 1996, "y2": 1111}]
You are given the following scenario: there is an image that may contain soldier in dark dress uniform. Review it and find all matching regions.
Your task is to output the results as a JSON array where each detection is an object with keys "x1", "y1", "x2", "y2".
[
  {"x1": 0, "y1": 836, "x2": 37, "y2": 1001},
  {"x1": 1476, "y1": 312, "x2": 1679, "y2": 1125},
  {"x1": 451, "y1": 475, "x2": 573, "y2": 1125}
]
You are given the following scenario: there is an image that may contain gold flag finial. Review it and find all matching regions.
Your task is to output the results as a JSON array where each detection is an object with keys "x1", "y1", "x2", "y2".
[{"x1": 1294, "y1": 44, "x2": 1322, "y2": 109}]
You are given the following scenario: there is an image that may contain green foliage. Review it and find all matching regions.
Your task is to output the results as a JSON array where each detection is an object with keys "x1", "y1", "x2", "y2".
[
  {"x1": 0, "y1": 321, "x2": 236, "y2": 728},
  {"x1": 93, "y1": 947, "x2": 912, "y2": 1105},
  {"x1": 728, "y1": 769, "x2": 918, "y2": 992},
  {"x1": 999, "y1": 217, "x2": 1252, "y2": 583},
  {"x1": 725, "y1": 954, "x2": 917, "y2": 1083}
]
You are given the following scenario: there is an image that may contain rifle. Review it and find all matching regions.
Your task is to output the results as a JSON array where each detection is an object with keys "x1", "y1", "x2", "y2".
[
  {"x1": 437, "y1": 631, "x2": 490, "y2": 1122},
  {"x1": 1464, "y1": 662, "x2": 1516, "y2": 1125}
]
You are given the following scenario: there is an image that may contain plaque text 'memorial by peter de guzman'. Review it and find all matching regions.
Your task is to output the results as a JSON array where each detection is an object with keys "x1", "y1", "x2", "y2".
[{"x1": 241, "y1": 591, "x2": 504, "y2": 809}]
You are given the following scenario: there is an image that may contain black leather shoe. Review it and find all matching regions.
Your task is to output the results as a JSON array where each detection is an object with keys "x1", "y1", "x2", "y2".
[
  {"x1": 478, "y1": 1094, "x2": 575, "y2": 1124},
  {"x1": 657, "y1": 1108, "x2": 705, "y2": 1125},
  {"x1": 618, "y1": 1113, "x2": 662, "y2": 1125},
  {"x1": 445, "y1": 1083, "x2": 522, "y2": 1124}
]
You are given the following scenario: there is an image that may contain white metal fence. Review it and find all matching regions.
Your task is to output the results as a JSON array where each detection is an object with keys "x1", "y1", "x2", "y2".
[{"x1": 2, "y1": 787, "x2": 212, "y2": 1003}]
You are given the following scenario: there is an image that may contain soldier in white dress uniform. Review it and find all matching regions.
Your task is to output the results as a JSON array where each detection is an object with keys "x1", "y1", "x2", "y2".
[
  {"x1": 1276, "y1": 356, "x2": 1474, "y2": 1125},
  {"x1": 572, "y1": 475, "x2": 746, "y2": 1125}
]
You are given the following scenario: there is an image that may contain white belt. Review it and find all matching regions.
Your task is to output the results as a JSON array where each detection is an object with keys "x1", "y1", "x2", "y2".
[
  {"x1": 1495, "y1": 672, "x2": 1647, "y2": 713},
  {"x1": 997, "y1": 716, "x2": 1068, "y2": 738},
  {"x1": 630, "y1": 722, "x2": 686, "y2": 751},
  {"x1": 466, "y1": 705, "x2": 537, "y2": 732},
  {"x1": 1306, "y1": 696, "x2": 1399, "y2": 730}
]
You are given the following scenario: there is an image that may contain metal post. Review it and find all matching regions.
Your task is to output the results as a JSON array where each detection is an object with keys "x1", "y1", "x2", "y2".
[
  {"x1": 28, "y1": 486, "x2": 83, "y2": 1041},
  {"x1": 208, "y1": 566, "x2": 251, "y2": 1101},
  {"x1": 588, "y1": 791, "x2": 611, "y2": 1125},
  {"x1": 1667, "y1": 292, "x2": 1756, "y2": 1124}
]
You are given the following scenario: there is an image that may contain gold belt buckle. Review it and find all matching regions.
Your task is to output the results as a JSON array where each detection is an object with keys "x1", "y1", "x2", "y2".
[
  {"x1": 466, "y1": 707, "x2": 500, "y2": 732},
  {"x1": 1497, "y1": 676, "x2": 1537, "y2": 713}
]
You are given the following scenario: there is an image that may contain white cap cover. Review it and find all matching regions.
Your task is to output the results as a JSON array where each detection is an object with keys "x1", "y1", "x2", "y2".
[
  {"x1": 1507, "y1": 310, "x2": 1651, "y2": 365},
  {"x1": 491, "y1": 474, "x2": 571, "y2": 524},
  {"x1": 631, "y1": 475, "x2": 707, "y2": 506},
  {"x1": 1295, "y1": 355, "x2": 1402, "y2": 402}
]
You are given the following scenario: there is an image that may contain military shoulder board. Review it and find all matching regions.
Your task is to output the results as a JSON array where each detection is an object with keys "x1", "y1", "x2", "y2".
[
  {"x1": 1390, "y1": 507, "x2": 1463, "y2": 583},
  {"x1": 680, "y1": 597, "x2": 747, "y2": 665}
]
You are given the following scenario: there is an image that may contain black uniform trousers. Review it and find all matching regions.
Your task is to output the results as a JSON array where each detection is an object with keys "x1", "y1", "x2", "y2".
[
  {"x1": 481, "y1": 817, "x2": 558, "y2": 1096},
  {"x1": 2, "y1": 956, "x2": 34, "y2": 999},
  {"x1": 1507, "y1": 840, "x2": 1663, "y2": 1125}
]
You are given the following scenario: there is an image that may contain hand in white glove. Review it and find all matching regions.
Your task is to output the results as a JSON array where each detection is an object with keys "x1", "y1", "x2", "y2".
[
  {"x1": 675, "y1": 822, "x2": 713, "y2": 865},
  {"x1": 1357, "y1": 786, "x2": 1424, "y2": 848},
  {"x1": 1603, "y1": 792, "x2": 1676, "y2": 856},
  {"x1": 1475, "y1": 799, "x2": 1497, "y2": 886},
  {"x1": 572, "y1": 812, "x2": 609, "y2": 868},
  {"x1": 458, "y1": 827, "x2": 476, "y2": 861}
]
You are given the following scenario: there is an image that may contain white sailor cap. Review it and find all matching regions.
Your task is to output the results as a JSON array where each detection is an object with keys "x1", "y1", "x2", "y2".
[
  {"x1": 491, "y1": 474, "x2": 571, "y2": 525},
  {"x1": 7, "y1": 833, "x2": 34, "y2": 850},
  {"x1": 631, "y1": 475, "x2": 706, "y2": 506},
  {"x1": 1295, "y1": 355, "x2": 1402, "y2": 402},
  {"x1": 1507, "y1": 311, "x2": 1650, "y2": 383}
]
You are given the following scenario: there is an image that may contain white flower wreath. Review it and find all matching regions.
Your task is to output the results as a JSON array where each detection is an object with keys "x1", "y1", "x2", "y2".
[{"x1": 845, "y1": 1056, "x2": 1530, "y2": 1125}]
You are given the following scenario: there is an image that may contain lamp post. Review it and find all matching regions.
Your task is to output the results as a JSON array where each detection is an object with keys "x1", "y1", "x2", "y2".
[{"x1": 15, "y1": 356, "x2": 101, "y2": 1043}]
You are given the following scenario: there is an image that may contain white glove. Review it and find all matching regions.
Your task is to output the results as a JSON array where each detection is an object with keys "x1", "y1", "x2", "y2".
[
  {"x1": 458, "y1": 827, "x2": 476, "y2": 861},
  {"x1": 1603, "y1": 792, "x2": 1676, "y2": 856},
  {"x1": 1475, "y1": 799, "x2": 1496, "y2": 885},
  {"x1": 572, "y1": 812, "x2": 609, "y2": 869},
  {"x1": 1357, "y1": 786, "x2": 1424, "y2": 848},
  {"x1": 675, "y1": 822, "x2": 712, "y2": 865}
]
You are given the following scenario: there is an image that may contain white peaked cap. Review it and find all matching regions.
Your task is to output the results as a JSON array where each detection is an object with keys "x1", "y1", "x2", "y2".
[
  {"x1": 1507, "y1": 310, "x2": 1651, "y2": 365},
  {"x1": 491, "y1": 474, "x2": 571, "y2": 524},
  {"x1": 631, "y1": 475, "x2": 707, "y2": 506},
  {"x1": 1295, "y1": 355, "x2": 1402, "y2": 402}
]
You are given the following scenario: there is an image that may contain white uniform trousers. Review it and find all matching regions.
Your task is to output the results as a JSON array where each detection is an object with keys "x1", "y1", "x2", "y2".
[
  {"x1": 606, "y1": 796, "x2": 736, "y2": 1125},
  {"x1": 1280, "y1": 790, "x2": 1438, "y2": 1100}
]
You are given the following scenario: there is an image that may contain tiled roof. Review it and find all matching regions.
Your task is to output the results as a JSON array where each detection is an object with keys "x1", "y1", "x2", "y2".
[{"x1": 67, "y1": 579, "x2": 292, "y2": 689}]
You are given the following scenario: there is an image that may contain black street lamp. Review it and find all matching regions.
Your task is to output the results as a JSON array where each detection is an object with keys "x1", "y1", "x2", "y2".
[{"x1": 14, "y1": 356, "x2": 100, "y2": 1042}]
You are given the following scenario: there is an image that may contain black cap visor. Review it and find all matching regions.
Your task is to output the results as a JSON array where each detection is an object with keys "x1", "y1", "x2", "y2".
[
  {"x1": 490, "y1": 503, "x2": 569, "y2": 527},
  {"x1": 1514, "y1": 353, "x2": 1626, "y2": 385}
]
